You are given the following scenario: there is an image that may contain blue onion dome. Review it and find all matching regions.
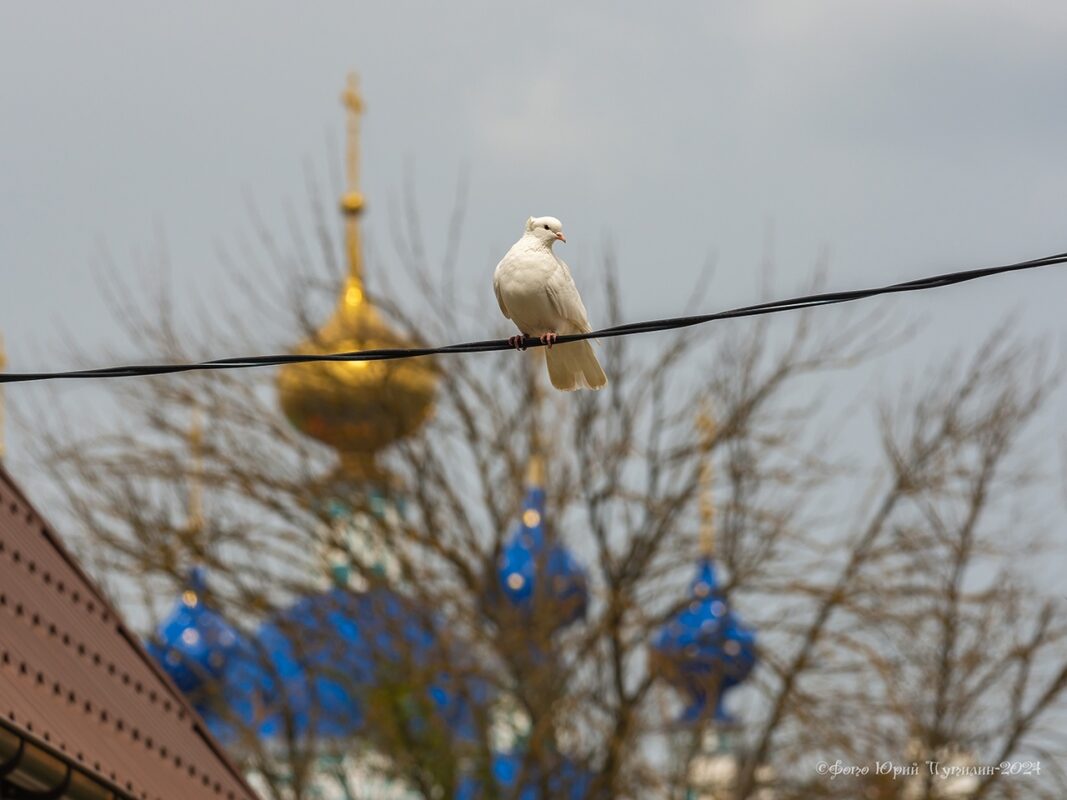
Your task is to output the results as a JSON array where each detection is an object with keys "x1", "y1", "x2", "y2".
[
  {"x1": 496, "y1": 456, "x2": 589, "y2": 630},
  {"x1": 254, "y1": 585, "x2": 376, "y2": 738},
  {"x1": 651, "y1": 557, "x2": 757, "y2": 724},
  {"x1": 456, "y1": 751, "x2": 593, "y2": 800},
  {"x1": 149, "y1": 568, "x2": 243, "y2": 695},
  {"x1": 147, "y1": 568, "x2": 269, "y2": 743},
  {"x1": 255, "y1": 583, "x2": 487, "y2": 741},
  {"x1": 426, "y1": 661, "x2": 491, "y2": 743}
]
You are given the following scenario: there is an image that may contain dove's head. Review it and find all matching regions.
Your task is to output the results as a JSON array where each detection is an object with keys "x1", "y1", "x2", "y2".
[{"x1": 525, "y1": 216, "x2": 566, "y2": 246}]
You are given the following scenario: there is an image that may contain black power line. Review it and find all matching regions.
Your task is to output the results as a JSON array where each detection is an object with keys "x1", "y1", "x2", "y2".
[{"x1": 2, "y1": 249, "x2": 1065, "y2": 385}]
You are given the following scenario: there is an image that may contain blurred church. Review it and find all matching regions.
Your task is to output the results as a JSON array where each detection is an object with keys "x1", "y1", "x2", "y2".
[
  {"x1": 0, "y1": 69, "x2": 995, "y2": 800},
  {"x1": 137, "y1": 75, "x2": 761, "y2": 800}
]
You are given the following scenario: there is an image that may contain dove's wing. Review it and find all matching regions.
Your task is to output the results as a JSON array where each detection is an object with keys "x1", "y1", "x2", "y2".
[
  {"x1": 546, "y1": 256, "x2": 593, "y2": 333},
  {"x1": 492, "y1": 269, "x2": 511, "y2": 320}
]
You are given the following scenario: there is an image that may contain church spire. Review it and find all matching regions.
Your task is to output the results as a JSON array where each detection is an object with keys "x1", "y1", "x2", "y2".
[
  {"x1": 696, "y1": 405, "x2": 717, "y2": 556},
  {"x1": 186, "y1": 405, "x2": 204, "y2": 539},
  {"x1": 525, "y1": 352, "x2": 547, "y2": 488},
  {"x1": 340, "y1": 72, "x2": 367, "y2": 304},
  {"x1": 275, "y1": 72, "x2": 438, "y2": 483}
]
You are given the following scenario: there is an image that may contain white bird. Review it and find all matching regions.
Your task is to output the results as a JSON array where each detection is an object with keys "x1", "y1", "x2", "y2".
[{"x1": 493, "y1": 216, "x2": 607, "y2": 391}]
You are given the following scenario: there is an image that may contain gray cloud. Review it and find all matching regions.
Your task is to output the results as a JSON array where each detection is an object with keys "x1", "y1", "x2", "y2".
[{"x1": 1, "y1": 0, "x2": 1066, "y2": 475}]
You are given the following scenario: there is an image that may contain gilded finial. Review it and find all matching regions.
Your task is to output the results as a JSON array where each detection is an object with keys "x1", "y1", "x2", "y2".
[
  {"x1": 341, "y1": 73, "x2": 367, "y2": 301},
  {"x1": 341, "y1": 73, "x2": 365, "y2": 201},
  {"x1": 696, "y1": 404, "x2": 717, "y2": 555},
  {"x1": 526, "y1": 453, "x2": 545, "y2": 488},
  {"x1": 525, "y1": 350, "x2": 547, "y2": 487},
  {"x1": 341, "y1": 72, "x2": 364, "y2": 115},
  {"x1": 186, "y1": 405, "x2": 204, "y2": 538}
]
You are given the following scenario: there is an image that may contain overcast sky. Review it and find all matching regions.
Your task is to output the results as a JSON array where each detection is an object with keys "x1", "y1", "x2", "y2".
[{"x1": 2, "y1": 1, "x2": 1067, "y2": 509}]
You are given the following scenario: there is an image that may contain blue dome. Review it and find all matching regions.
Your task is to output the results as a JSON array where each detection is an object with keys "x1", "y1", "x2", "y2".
[
  {"x1": 147, "y1": 568, "x2": 264, "y2": 740},
  {"x1": 497, "y1": 483, "x2": 588, "y2": 630},
  {"x1": 149, "y1": 568, "x2": 243, "y2": 694},
  {"x1": 255, "y1": 586, "x2": 374, "y2": 738},
  {"x1": 456, "y1": 751, "x2": 592, "y2": 800},
  {"x1": 255, "y1": 585, "x2": 486, "y2": 741},
  {"x1": 652, "y1": 558, "x2": 757, "y2": 723},
  {"x1": 427, "y1": 668, "x2": 490, "y2": 743}
]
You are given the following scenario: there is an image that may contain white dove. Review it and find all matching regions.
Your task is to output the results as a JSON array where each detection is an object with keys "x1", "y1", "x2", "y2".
[{"x1": 494, "y1": 216, "x2": 607, "y2": 391}]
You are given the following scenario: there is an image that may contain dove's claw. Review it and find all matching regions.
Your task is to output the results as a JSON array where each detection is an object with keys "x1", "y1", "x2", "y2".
[
  {"x1": 540, "y1": 332, "x2": 559, "y2": 349},
  {"x1": 508, "y1": 334, "x2": 528, "y2": 351}
]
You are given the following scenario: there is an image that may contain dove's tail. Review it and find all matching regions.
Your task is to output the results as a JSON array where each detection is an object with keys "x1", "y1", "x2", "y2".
[{"x1": 545, "y1": 339, "x2": 607, "y2": 391}]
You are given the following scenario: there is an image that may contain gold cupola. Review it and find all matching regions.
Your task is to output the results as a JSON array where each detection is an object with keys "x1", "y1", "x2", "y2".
[{"x1": 276, "y1": 74, "x2": 437, "y2": 481}]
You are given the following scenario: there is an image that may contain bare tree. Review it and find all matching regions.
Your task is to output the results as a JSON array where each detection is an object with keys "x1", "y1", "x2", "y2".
[{"x1": 20, "y1": 187, "x2": 1067, "y2": 800}]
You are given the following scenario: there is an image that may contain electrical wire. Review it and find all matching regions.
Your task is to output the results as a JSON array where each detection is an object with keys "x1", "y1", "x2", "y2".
[{"x1": 2, "y1": 249, "x2": 1065, "y2": 385}]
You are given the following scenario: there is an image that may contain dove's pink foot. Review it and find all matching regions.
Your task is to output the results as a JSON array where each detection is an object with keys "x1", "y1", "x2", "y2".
[
  {"x1": 508, "y1": 333, "x2": 529, "y2": 351},
  {"x1": 540, "y1": 332, "x2": 558, "y2": 349}
]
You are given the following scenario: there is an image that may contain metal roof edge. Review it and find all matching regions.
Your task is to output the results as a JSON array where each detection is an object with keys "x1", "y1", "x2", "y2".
[{"x1": 0, "y1": 463, "x2": 261, "y2": 800}]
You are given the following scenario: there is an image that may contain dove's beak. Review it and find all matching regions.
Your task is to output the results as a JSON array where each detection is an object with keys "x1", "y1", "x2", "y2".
[{"x1": 555, "y1": 232, "x2": 567, "y2": 243}]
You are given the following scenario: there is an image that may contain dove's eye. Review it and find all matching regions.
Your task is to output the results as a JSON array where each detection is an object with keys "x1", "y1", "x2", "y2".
[{"x1": 543, "y1": 225, "x2": 550, "y2": 230}]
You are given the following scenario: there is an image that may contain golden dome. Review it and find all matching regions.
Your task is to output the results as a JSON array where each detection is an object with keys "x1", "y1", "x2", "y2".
[{"x1": 276, "y1": 74, "x2": 437, "y2": 480}]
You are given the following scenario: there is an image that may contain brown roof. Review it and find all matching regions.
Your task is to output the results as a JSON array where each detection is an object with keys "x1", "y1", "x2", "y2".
[{"x1": 0, "y1": 464, "x2": 260, "y2": 800}]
